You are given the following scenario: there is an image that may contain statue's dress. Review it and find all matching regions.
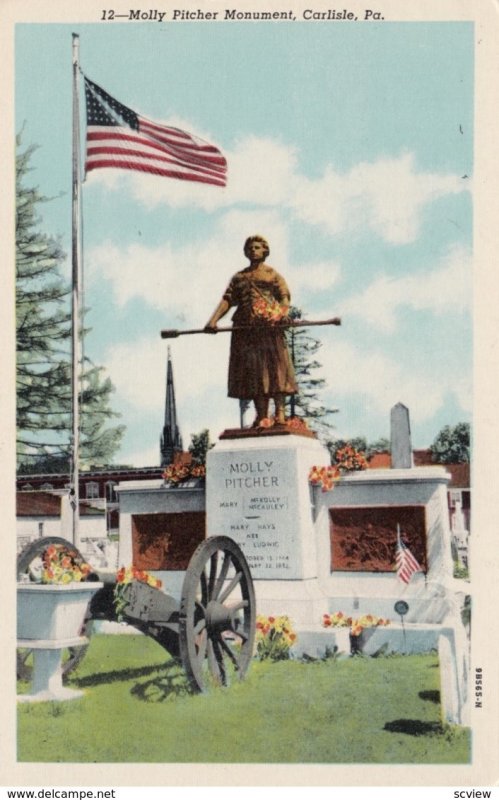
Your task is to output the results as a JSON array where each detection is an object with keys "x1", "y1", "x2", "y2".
[{"x1": 222, "y1": 265, "x2": 298, "y2": 399}]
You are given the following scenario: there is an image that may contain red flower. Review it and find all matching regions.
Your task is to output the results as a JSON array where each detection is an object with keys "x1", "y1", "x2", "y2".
[{"x1": 116, "y1": 566, "x2": 126, "y2": 583}]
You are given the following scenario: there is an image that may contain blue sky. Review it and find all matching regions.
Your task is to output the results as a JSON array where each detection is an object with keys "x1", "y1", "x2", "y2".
[{"x1": 15, "y1": 21, "x2": 473, "y2": 466}]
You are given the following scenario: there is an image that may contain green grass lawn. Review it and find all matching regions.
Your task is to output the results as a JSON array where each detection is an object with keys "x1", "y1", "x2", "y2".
[{"x1": 17, "y1": 634, "x2": 471, "y2": 764}]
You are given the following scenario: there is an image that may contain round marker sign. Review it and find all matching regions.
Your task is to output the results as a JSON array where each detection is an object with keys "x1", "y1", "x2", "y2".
[{"x1": 394, "y1": 600, "x2": 409, "y2": 617}]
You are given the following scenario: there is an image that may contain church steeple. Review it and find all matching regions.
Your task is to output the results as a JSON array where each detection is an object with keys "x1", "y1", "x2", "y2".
[{"x1": 160, "y1": 347, "x2": 183, "y2": 467}]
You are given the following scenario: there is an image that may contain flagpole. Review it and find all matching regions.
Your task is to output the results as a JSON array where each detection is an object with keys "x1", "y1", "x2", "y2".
[{"x1": 71, "y1": 32, "x2": 82, "y2": 548}]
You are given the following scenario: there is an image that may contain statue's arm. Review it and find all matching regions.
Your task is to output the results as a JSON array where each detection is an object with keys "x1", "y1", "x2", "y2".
[
  {"x1": 275, "y1": 272, "x2": 292, "y2": 317},
  {"x1": 205, "y1": 299, "x2": 230, "y2": 331}
]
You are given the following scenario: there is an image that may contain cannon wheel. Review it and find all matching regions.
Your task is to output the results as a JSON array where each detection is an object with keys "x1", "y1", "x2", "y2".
[
  {"x1": 179, "y1": 536, "x2": 256, "y2": 693},
  {"x1": 16, "y1": 536, "x2": 95, "y2": 681}
]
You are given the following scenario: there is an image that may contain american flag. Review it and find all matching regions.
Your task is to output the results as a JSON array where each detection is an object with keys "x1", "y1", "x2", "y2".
[
  {"x1": 396, "y1": 527, "x2": 423, "y2": 584},
  {"x1": 84, "y1": 77, "x2": 227, "y2": 187}
]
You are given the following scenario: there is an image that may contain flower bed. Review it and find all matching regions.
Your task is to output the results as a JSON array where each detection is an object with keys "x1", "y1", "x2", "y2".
[
  {"x1": 114, "y1": 566, "x2": 163, "y2": 622},
  {"x1": 322, "y1": 611, "x2": 391, "y2": 654},
  {"x1": 39, "y1": 543, "x2": 93, "y2": 584},
  {"x1": 255, "y1": 615, "x2": 297, "y2": 661},
  {"x1": 309, "y1": 444, "x2": 368, "y2": 492},
  {"x1": 162, "y1": 463, "x2": 206, "y2": 484}
]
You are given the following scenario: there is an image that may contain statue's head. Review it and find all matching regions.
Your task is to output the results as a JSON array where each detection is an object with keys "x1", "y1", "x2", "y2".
[{"x1": 244, "y1": 235, "x2": 269, "y2": 259}]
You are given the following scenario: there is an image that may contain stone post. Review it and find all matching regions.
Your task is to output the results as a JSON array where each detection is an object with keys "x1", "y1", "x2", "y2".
[{"x1": 390, "y1": 402, "x2": 414, "y2": 469}]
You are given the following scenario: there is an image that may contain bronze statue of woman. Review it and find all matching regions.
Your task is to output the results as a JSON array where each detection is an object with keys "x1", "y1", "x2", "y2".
[{"x1": 205, "y1": 235, "x2": 298, "y2": 427}]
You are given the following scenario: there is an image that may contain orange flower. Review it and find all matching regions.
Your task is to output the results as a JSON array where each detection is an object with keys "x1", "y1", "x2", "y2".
[
  {"x1": 287, "y1": 416, "x2": 307, "y2": 431},
  {"x1": 190, "y1": 464, "x2": 206, "y2": 477},
  {"x1": 252, "y1": 298, "x2": 287, "y2": 323}
]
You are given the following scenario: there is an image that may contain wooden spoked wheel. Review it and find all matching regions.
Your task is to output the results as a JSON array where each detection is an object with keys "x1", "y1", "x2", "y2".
[
  {"x1": 179, "y1": 536, "x2": 256, "y2": 693},
  {"x1": 16, "y1": 536, "x2": 95, "y2": 680}
]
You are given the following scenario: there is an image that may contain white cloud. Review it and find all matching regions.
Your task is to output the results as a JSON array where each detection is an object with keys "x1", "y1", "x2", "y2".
[
  {"x1": 85, "y1": 134, "x2": 298, "y2": 214},
  {"x1": 104, "y1": 333, "x2": 228, "y2": 411},
  {"x1": 104, "y1": 331, "x2": 248, "y2": 464},
  {"x1": 105, "y1": 328, "x2": 242, "y2": 411},
  {"x1": 321, "y1": 339, "x2": 471, "y2": 425},
  {"x1": 85, "y1": 136, "x2": 468, "y2": 245},
  {"x1": 338, "y1": 245, "x2": 472, "y2": 332},
  {"x1": 87, "y1": 211, "x2": 340, "y2": 323},
  {"x1": 288, "y1": 153, "x2": 466, "y2": 245}
]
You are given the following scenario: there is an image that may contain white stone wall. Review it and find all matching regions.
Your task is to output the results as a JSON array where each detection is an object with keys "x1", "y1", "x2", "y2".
[
  {"x1": 314, "y1": 466, "x2": 456, "y2": 623},
  {"x1": 17, "y1": 515, "x2": 107, "y2": 554},
  {"x1": 116, "y1": 480, "x2": 205, "y2": 569}
]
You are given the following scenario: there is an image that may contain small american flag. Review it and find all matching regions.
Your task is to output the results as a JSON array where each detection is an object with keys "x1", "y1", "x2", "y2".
[
  {"x1": 396, "y1": 526, "x2": 423, "y2": 584},
  {"x1": 84, "y1": 77, "x2": 227, "y2": 187}
]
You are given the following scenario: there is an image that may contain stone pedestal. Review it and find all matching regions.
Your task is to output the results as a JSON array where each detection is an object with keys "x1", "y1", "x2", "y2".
[
  {"x1": 207, "y1": 432, "x2": 329, "y2": 579},
  {"x1": 438, "y1": 624, "x2": 470, "y2": 726},
  {"x1": 207, "y1": 432, "x2": 332, "y2": 637},
  {"x1": 17, "y1": 637, "x2": 89, "y2": 703},
  {"x1": 17, "y1": 582, "x2": 102, "y2": 703}
]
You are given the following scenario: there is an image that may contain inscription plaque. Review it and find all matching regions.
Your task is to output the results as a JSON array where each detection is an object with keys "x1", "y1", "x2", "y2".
[{"x1": 207, "y1": 445, "x2": 308, "y2": 579}]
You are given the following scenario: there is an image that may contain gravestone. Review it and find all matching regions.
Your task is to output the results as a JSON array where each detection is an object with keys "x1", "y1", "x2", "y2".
[{"x1": 390, "y1": 402, "x2": 414, "y2": 469}]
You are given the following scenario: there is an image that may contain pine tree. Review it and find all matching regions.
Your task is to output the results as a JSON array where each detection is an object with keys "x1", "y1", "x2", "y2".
[
  {"x1": 285, "y1": 307, "x2": 338, "y2": 437},
  {"x1": 16, "y1": 138, "x2": 124, "y2": 472}
]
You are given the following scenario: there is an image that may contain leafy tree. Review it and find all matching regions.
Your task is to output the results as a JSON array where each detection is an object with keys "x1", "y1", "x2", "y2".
[
  {"x1": 285, "y1": 307, "x2": 338, "y2": 437},
  {"x1": 16, "y1": 137, "x2": 124, "y2": 472},
  {"x1": 326, "y1": 437, "x2": 367, "y2": 462},
  {"x1": 430, "y1": 422, "x2": 470, "y2": 464},
  {"x1": 188, "y1": 429, "x2": 213, "y2": 466},
  {"x1": 365, "y1": 437, "x2": 391, "y2": 457}
]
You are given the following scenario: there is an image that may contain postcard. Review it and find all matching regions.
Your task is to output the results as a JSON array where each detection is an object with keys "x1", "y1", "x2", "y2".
[{"x1": 1, "y1": 0, "x2": 498, "y2": 790}]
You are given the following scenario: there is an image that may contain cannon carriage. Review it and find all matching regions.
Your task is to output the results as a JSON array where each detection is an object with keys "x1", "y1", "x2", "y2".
[{"x1": 17, "y1": 534, "x2": 256, "y2": 693}]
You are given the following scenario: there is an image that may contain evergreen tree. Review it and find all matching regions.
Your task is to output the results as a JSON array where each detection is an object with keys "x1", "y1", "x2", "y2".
[
  {"x1": 285, "y1": 307, "x2": 338, "y2": 437},
  {"x1": 16, "y1": 138, "x2": 124, "y2": 472}
]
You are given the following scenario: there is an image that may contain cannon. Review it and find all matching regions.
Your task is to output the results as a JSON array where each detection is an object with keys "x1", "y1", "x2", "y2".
[{"x1": 17, "y1": 534, "x2": 256, "y2": 693}]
